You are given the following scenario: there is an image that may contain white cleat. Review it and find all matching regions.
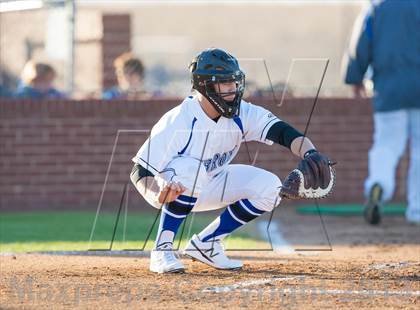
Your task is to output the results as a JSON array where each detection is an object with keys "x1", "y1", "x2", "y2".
[
  {"x1": 149, "y1": 244, "x2": 185, "y2": 274},
  {"x1": 183, "y1": 234, "x2": 243, "y2": 270}
]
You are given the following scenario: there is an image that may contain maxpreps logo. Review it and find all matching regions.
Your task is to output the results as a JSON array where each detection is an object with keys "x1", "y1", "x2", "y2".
[{"x1": 203, "y1": 145, "x2": 237, "y2": 172}]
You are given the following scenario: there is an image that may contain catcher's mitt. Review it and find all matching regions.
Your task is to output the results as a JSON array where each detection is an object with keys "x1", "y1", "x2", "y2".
[{"x1": 280, "y1": 150, "x2": 336, "y2": 199}]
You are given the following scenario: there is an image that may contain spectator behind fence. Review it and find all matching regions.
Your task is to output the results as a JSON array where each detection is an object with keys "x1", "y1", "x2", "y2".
[
  {"x1": 342, "y1": 0, "x2": 420, "y2": 225},
  {"x1": 15, "y1": 61, "x2": 65, "y2": 99},
  {"x1": 103, "y1": 52, "x2": 150, "y2": 100}
]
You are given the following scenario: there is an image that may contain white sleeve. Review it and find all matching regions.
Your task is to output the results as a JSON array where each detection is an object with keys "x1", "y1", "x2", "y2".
[
  {"x1": 242, "y1": 102, "x2": 281, "y2": 145},
  {"x1": 132, "y1": 114, "x2": 185, "y2": 174}
]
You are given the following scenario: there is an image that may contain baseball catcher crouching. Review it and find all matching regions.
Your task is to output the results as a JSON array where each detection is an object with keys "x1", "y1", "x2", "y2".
[{"x1": 130, "y1": 48, "x2": 336, "y2": 274}]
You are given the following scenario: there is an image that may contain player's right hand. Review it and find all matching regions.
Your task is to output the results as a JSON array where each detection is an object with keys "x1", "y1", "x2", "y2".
[{"x1": 158, "y1": 181, "x2": 186, "y2": 204}]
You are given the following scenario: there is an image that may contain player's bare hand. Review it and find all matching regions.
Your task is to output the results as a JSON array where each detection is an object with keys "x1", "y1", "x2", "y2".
[{"x1": 158, "y1": 181, "x2": 186, "y2": 204}]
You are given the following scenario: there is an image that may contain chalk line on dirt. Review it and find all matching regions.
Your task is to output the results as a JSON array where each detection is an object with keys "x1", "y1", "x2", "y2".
[
  {"x1": 202, "y1": 276, "x2": 420, "y2": 297},
  {"x1": 202, "y1": 276, "x2": 303, "y2": 293},
  {"x1": 367, "y1": 261, "x2": 419, "y2": 270}
]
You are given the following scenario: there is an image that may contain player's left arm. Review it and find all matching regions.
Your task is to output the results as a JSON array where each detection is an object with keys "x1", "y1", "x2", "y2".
[
  {"x1": 265, "y1": 121, "x2": 314, "y2": 159},
  {"x1": 266, "y1": 121, "x2": 333, "y2": 191},
  {"x1": 242, "y1": 103, "x2": 334, "y2": 193},
  {"x1": 242, "y1": 102, "x2": 320, "y2": 159},
  {"x1": 242, "y1": 103, "x2": 334, "y2": 197}
]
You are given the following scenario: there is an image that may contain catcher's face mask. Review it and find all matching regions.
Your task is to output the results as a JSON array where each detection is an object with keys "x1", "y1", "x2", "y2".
[{"x1": 203, "y1": 74, "x2": 245, "y2": 118}]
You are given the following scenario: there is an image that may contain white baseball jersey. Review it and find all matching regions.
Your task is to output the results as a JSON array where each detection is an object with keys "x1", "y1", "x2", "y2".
[{"x1": 132, "y1": 95, "x2": 281, "y2": 178}]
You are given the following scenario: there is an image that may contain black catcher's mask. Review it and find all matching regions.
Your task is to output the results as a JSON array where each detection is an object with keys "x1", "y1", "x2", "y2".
[{"x1": 189, "y1": 48, "x2": 245, "y2": 118}]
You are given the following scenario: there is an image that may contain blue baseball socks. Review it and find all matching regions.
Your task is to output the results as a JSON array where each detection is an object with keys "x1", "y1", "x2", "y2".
[
  {"x1": 155, "y1": 198, "x2": 266, "y2": 248},
  {"x1": 155, "y1": 195, "x2": 197, "y2": 249},
  {"x1": 198, "y1": 199, "x2": 265, "y2": 242}
]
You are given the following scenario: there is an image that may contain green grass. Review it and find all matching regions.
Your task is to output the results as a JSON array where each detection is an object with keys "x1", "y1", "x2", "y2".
[
  {"x1": 297, "y1": 203, "x2": 406, "y2": 215},
  {"x1": 0, "y1": 211, "x2": 270, "y2": 253}
]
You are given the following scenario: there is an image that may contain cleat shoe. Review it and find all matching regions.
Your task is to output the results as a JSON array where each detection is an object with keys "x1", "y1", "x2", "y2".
[
  {"x1": 183, "y1": 234, "x2": 243, "y2": 270},
  {"x1": 149, "y1": 243, "x2": 185, "y2": 274},
  {"x1": 364, "y1": 183, "x2": 383, "y2": 225}
]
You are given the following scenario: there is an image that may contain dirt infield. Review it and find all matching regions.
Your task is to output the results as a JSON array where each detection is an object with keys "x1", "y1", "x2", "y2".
[
  {"x1": 1, "y1": 206, "x2": 419, "y2": 309},
  {"x1": 1, "y1": 244, "x2": 419, "y2": 309}
]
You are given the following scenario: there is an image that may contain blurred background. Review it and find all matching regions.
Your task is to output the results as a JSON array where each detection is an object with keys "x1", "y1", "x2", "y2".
[
  {"x1": 0, "y1": 0, "x2": 415, "y2": 253},
  {"x1": 1, "y1": 0, "x2": 366, "y2": 98}
]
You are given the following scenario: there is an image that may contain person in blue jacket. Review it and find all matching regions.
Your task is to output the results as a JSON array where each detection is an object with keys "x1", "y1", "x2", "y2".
[
  {"x1": 103, "y1": 52, "x2": 150, "y2": 100},
  {"x1": 343, "y1": 0, "x2": 420, "y2": 225},
  {"x1": 15, "y1": 61, "x2": 65, "y2": 100}
]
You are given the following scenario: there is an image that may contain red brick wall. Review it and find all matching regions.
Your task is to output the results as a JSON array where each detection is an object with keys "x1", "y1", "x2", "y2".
[
  {"x1": 0, "y1": 98, "x2": 408, "y2": 211},
  {"x1": 101, "y1": 14, "x2": 131, "y2": 90}
]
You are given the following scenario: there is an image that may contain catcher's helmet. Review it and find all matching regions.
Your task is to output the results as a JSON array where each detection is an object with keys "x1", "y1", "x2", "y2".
[{"x1": 189, "y1": 48, "x2": 245, "y2": 118}]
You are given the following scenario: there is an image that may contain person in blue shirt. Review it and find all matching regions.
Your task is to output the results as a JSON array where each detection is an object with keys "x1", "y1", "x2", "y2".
[
  {"x1": 103, "y1": 52, "x2": 150, "y2": 100},
  {"x1": 15, "y1": 61, "x2": 65, "y2": 100},
  {"x1": 343, "y1": 0, "x2": 420, "y2": 225}
]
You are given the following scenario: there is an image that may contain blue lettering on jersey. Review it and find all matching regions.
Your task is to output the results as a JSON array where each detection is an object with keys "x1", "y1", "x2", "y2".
[
  {"x1": 203, "y1": 146, "x2": 237, "y2": 173},
  {"x1": 210, "y1": 153, "x2": 220, "y2": 171}
]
